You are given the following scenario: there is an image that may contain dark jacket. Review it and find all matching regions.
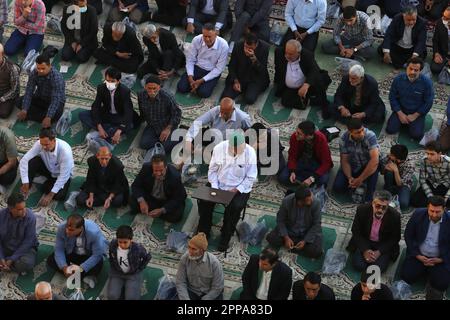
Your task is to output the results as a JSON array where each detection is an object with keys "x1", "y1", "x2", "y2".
[
  {"x1": 81, "y1": 155, "x2": 130, "y2": 204},
  {"x1": 240, "y1": 254, "x2": 292, "y2": 300},
  {"x1": 234, "y1": 0, "x2": 272, "y2": 27},
  {"x1": 347, "y1": 203, "x2": 401, "y2": 261},
  {"x1": 226, "y1": 40, "x2": 270, "y2": 87},
  {"x1": 91, "y1": 83, "x2": 133, "y2": 132},
  {"x1": 274, "y1": 48, "x2": 323, "y2": 96},
  {"x1": 334, "y1": 74, "x2": 386, "y2": 120},
  {"x1": 433, "y1": 18, "x2": 450, "y2": 60},
  {"x1": 351, "y1": 283, "x2": 393, "y2": 300},
  {"x1": 61, "y1": 4, "x2": 98, "y2": 50},
  {"x1": 109, "y1": 239, "x2": 151, "y2": 275},
  {"x1": 382, "y1": 13, "x2": 427, "y2": 56},
  {"x1": 405, "y1": 208, "x2": 450, "y2": 272},
  {"x1": 101, "y1": 23, "x2": 144, "y2": 62},
  {"x1": 275, "y1": 193, "x2": 322, "y2": 244},
  {"x1": 188, "y1": 0, "x2": 229, "y2": 25},
  {"x1": 143, "y1": 28, "x2": 185, "y2": 71},
  {"x1": 131, "y1": 164, "x2": 187, "y2": 214},
  {"x1": 292, "y1": 280, "x2": 336, "y2": 300}
]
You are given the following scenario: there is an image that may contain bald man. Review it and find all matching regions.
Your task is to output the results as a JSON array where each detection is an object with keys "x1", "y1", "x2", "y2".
[
  {"x1": 76, "y1": 146, "x2": 129, "y2": 209},
  {"x1": 0, "y1": 44, "x2": 20, "y2": 118},
  {"x1": 27, "y1": 281, "x2": 67, "y2": 300}
]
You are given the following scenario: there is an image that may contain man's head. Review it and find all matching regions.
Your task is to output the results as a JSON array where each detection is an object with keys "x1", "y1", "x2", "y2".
[
  {"x1": 143, "y1": 24, "x2": 158, "y2": 43},
  {"x1": 425, "y1": 141, "x2": 442, "y2": 164},
  {"x1": 443, "y1": 5, "x2": 450, "y2": 22},
  {"x1": 389, "y1": 144, "x2": 408, "y2": 165},
  {"x1": 116, "y1": 225, "x2": 133, "y2": 250},
  {"x1": 104, "y1": 67, "x2": 121, "y2": 91},
  {"x1": 243, "y1": 33, "x2": 258, "y2": 57},
  {"x1": 228, "y1": 131, "x2": 246, "y2": 156},
  {"x1": 151, "y1": 154, "x2": 167, "y2": 181},
  {"x1": 74, "y1": 0, "x2": 87, "y2": 8},
  {"x1": 285, "y1": 39, "x2": 301, "y2": 62},
  {"x1": 39, "y1": 128, "x2": 57, "y2": 152},
  {"x1": 258, "y1": 247, "x2": 279, "y2": 272},
  {"x1": 402, "y1": 5, "x2": 418, "y2": 27},
  {"x1": 34, "y1": 282, "x2": 53, "y2": 300},
  {"x1": 295, "y1": 185, "x2": 313, "y2": 207},
  {"x1": 202, "y1": 23, "x2": 217, "y2": 48},
  {"x1": 111, "y1": 22, "x2": 126, "y2": 42},
  {"x1": 65, "y1": 214, "x2": 85, "y2": 238},
  {"x1": 371, "y1": 190, "x2": 392, "y2": 219},
  {"x1": 7, "y1": 193, "x2": 27, "y2": 219},
  {"x1": 219, "y1": 97, "x2": 235, "y2": 121},
  {"x1": 35, "y1": 54, "x2": 51, "y2": 77},
  {"x1": 303, "y1": 272, "x2": 322, "y2": 300},
  {"x1": 296, "y1": 120, "x2": 315, "y2": 141},
  {"x1": 348, "y1": 64, "x2": 365, "y2": 87},
  {"x1": 144, "y1": 75, "x2": 161, "y2": 99},
  {"x1": 346, "y1": 118, "x2": 365, "y2": 141},
  {"x1": 405, "y1": 56, "x2": 423, "y2": 82},
  {"x1": 0, "y1": 43, "x2": 4, "y2": 61},
  {"x1": 96, "y1": 146, "x2": 112, "y2": 168},
  {"x1": 427, "y1": 196, "x2": 446, "y2": 223},
  {"x1": 342, "y1": 6, "x2": 357, "y2": 26},
  {"x1": 188, "y1": 232, "x2": 208, "y2": 259}
]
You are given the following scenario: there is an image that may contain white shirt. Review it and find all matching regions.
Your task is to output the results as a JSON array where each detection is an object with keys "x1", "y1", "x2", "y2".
[
  {"x1": 187, "y1": 0, "x2": 223, "y2": 30},
  {"x1": 256, "y1": 270, "x2": 272, "y2": 300},
  {"x1": 397, "y1": 25, "x2": 413, "y2": 49},
  {"x1": 117, "y1": 247, "x2": 130, "y2": 273},
  {"x1": 20, "y1": 138, "x2": 74, "y2": 194},
  {"x1": 285, "y1": 58, "x2": 305, "y2": 89},
  {"x1": 110, "y1": 90, "x2": 117, "y2": 114},
  {"x1": 208, "y1": 140, "x2": 257, "y2": 194},
  {"x1": 186, "y1": 34, "x2": 229, "y2": 82}
]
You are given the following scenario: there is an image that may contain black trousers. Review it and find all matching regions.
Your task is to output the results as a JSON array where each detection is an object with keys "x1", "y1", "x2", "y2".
[
  {"x1": 221, "y1": 80, "x2": 268, "y2": 105},
  {"x1": 137, "y1": 50, "x2": 182, "y2": 79},
  {"x1": 182, "y1": 12, "x2": 230, "y2": 35},
  {"x1": 377, "y1": 43, "x2": 426, "y2": 69},
  {"x1": 411, "y1": 182, "x2": 450, "y2": 208},
  {"x1": 19, "y1": 96, "x2": 64, "y2": 125},
  {"x1": 129, "y1": 194, "x2": 185, "y2": 223},
  {"x1": 76, "y1": 190, "x2": 126, "y2": 208},
  {"x1": 266, "y1": 229, "x2": 322, "y2": 259},
  {"x1": 279, "y1": 26, "x2": 320, "y2": 53},
  {"x1": 0, "y1": 161, "x2": 17, "y2": 186},
  {"x1": 0, "y1": 99, "x2": 15, "y2": 118},
  {"x1": 47, "y1": 252, "x2": 103, "y2": 277},
  {"x1": 197, "y1": 187, "x2": 250, "y2": 245},
  {"x1": 61, "y1": 43, "x2": 96, "y2": 63},
  {"x1": 27, "y1": 156, "x2": 71, "y2": 200},
  {"x1": 351, "y1": 240, "x2": 393, "y2": 273},
  {"x1": 93, "y1": 48, "x2": 142, "y2": 74},
  {"x1": 151, "y1": 0, "x2": 186, "y2": 26}
]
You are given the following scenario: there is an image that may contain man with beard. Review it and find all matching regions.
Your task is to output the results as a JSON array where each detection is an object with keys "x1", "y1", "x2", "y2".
[
  {"x1": 386, "y1": 57, "x2": 434, "y2": 141},
  {"x1": 176, "y1": 232, "x2": 224, "y2": 300}
]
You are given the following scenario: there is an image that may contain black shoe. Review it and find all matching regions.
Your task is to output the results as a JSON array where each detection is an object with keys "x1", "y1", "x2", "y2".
[{"x1": 217, "y1": 242, "x2": 228, "y2": 252}]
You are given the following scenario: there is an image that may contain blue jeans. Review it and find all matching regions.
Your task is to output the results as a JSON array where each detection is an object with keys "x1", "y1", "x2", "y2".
[
  {"x1": 177, "y1": 65, "x2": 220, "y2": 98},
  {"x1": 278, "y1": 159, "x2": 330, "y2": 187},
  {"x1": 79, "y1": 110, "x2": 133, "y2": 143},
  {"x1": 386, "y1": 112, "x2": 425, "y2": 141},
  {"x1": 4, "y1": 29, "x2": 44, "y2": 56},
  {"x1": 332, "y1": 167, "x2": 379, "y2": 202},
  {"x1": 383, "y1": 171, "x2": 411, "y2": 211},
  {"x1": 139, "y1": 125, "x2": 181, "y2": 152}
]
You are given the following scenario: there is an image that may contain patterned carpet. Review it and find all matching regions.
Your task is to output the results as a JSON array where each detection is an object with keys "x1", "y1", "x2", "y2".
[{"x1": 1, "y1": 0, "x2": 450, "y2": 300}]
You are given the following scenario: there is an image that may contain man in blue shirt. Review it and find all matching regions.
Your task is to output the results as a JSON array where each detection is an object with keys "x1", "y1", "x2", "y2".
[
  {"x1": 0, "y1": 193, "x2": 38, "y2": 274},
  {"x1": 401, "y1": 196, "x2": 450, "y2": 300},
  {"x1": 386, "y1": 57, "x2": 434, "y2": 141}
]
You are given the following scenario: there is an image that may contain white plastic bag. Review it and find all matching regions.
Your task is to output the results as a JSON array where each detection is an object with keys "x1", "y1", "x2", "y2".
[
  {"x1": 390, "y1": 280, "x2": 412, "y2": 300},
  {"x1": 419, "y1": 128, "x2": 439, "y2": 146},
  {"x1": 389, "y1": 195, "x2": 400, "y2": 212},
  {"x1": 438, "y1": 67, "x2": 450, "y2": 85},
  {"x1": 269, "y1": 22, "x2": 283, "y2": 46},
  {"x1": 121, "y1": 73, "x2": 137, "y2": 89},
  {"x1": 47, "y1": 14, "x2": 62, "y2": 34},
  {"x1": 322, "y1": 248, "x2": 348, "y2": 275},
  {"x1": 69, "y1": 288, "x2": 85, "y2": 300},
  {"x1": 21, "y1": 49, "x2": 39, "y2": 75},
  {"x1": 154, "y1": 275, "x2": 178, "y2": 300},
  {"x1": 86, "y1": 131, "x2": 115, "y2": 154},
  {"x1": 335, "y1": 57, "x2": 362, "y2": 76},
  {"x1": 34, "y1": 209, "x2": 47, "y2": 235},
  {"x1": 421, "y1": 62, "x2": 432, "y2": 79},
  {"x1": 380, "y1": 15, "x2": 392, "y2": 35},
  {"x1": 165, "y1": 229, "x2": 188, "y2": 253},
  {"x1": 143, "y1": 142, "x2": 165, "y2": 162},
  {"x1": 55, "y1": 109, "x2": 72, "y2": 136},
  {"x1": 64, "y1": 191, "x2": 80, "y2": 212},
  {"x1": 122, "y1": 17, "x2": 138, "y2": 33}
]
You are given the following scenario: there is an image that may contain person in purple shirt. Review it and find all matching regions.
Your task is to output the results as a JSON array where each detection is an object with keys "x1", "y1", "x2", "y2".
[{"x1": 0, "y1": 193, "x2": 38, "y2": 274}]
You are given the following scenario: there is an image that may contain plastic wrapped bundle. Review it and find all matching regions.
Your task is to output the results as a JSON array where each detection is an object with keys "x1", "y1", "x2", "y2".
[
  {"x1": 165, "y1": 229, "x2": 188, "y2": 253},
  {"x1": 322, "y1": 248, "x2": 348, "y2": 275},
  {"x1": 390, "y1": 280, "x2": 412, "y2": 300},
  {"x1": 64, "y1": 191, "x2": 80, "y2": 212},
  {"x1": 248, "y1": 220, "x2": 268, "y2": 246},
  {"x1": 154, "y1": 275, "x2": 178, "y2": 300}
]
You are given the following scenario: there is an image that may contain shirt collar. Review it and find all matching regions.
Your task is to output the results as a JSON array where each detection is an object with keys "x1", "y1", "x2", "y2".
[
  {"x1": 202, "y1": 38, "x2": 219, "y2": 51},
  {"x1": 219, "y1": 108, "x2": 237, "y2": 122},
  {"x1": 429, "y1": 216, "x2": 443, "y2": 225},
  {"x1": 47, "y1": 139, "x2": 59, "y2": 156}
]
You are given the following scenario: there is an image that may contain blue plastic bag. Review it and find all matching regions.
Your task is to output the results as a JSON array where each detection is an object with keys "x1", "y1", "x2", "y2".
[
  {"x1": 249, "y1": 220, "x2": 268, "y2": 246},
  {"x1": 165, "y1": 229, "x2": 188, "y2": 253},
  {"x1": 154, "y1": 275, "x2": 178, "y2": 300}
]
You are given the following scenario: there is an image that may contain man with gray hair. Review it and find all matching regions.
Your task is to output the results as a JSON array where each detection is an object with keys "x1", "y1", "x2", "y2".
[
  {"x1": 0, "y1": 43, "x2": 20, "y2": 119},
  {"x1": 27, "y1": 281, "x2": 67, "y2": 300},
  {"x1": 331, "y1": 64, "x2": 385, "y2": 124},
  {"x1": 137, "y1": 24, "x2": 185, "y2": 80},
  {"x1": 93, "y1": 21, "x2": 144, "y2": 74},
  {"x1": 347, "y1": 190, "x2": 401, "y2": 273}
]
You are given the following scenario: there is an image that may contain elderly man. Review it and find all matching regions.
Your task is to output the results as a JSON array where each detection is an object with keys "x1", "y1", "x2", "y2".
[
  {"x1": 76, "y1": 146, "x2": 129, "y2": 209},
  {"x1": 17, "y1": 54, "x2": 65, "y2": 128},
  {"x1": 274, "y1": 40, "x2": 330, "y2": 117},
  {"x1": 47, "y1": 214, "x2": 107, "y2": 288},
  {"x1": 292, "y1": 272, "x2": 335, "y2": 300},
  {"x1": 379, "y1": 6, "x2": 427, "y2": 69},
  {"x1": 332, "y1": 118, "x2": 380, "y2": 203},
  {"x1": 28, "y1": 282, "x2": 67, "y2": 300},
  {"x1": 0, "y1": 127, "x2": 18, "y2": 193},
  {"x1": 19, "y1": 128, "x2": 74, "y2": 207},
  {"x1": 79, "y1": 67, "x2": 134, "y2": 146},
  {"x1": 131, "y1": 154, "x2": 187, "y2": 223},
  {"x1": 240, "y1": 247, "x2": 292, "y2": 300},
  {"x1": 177, "y1": 23, "x2": 229, "y2": 99},
  {"x1": 176, "y1": 232, "x2": 224, "y2": 300},
  {"x1": 322, "y1": 6, "x2": 375, "y2": 61},
  {"x1": 431, "y1": 5, "x2": 450, "y2": 74},
  {"x1": 401, "y1": 196, "x2": 450, "y2": 300},
  {"x1": 93, "y1": 21, "x2": 144, "y2": 74},
  {"x1": 331, "y1": 64, "x2": 386, "y2": 124},
  {"x1": 347, "y1": 191, "x2": 401, "y2": 273},
  {"x1": 138, "y1": 75, "x2": 182, "y2": 152},
  {"x1": 4, "y1": 0, "x2": 46, "y2": 57},
  {"x1": 61, "y1": 0, "x2": 98, "y2": 63},
  {"x1": 266, "y1": 185, "x2": 323, "y2": 258},
  {"x1": 386, "y1": 57, "x2": 434, "y2": 141},
  {"x1": 0, "y1": 193, "x2": 38, "y2": 275},
  {"x1": 197, "y1": 131, "x2": 257, "y2": 252},
  {"x1": 183, "y1": 0, "x2": 230, "y2": 35},
  {"x1": 0, "y1": 44, "x2": 20, "y2": 119},
  {"x1": 137, "y1": 24, "x2": 185, "y2": 80}
]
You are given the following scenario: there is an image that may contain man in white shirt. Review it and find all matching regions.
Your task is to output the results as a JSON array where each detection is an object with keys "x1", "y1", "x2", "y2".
[
  {"x1": 177, "y1": 23, "x2": 229, "y2": 98},
  {"x1": 19, "y1": 128, "x2": 74, "y2": 207},
  {"x1": 183, "y1": 0, "x2": 230, "y2": 35},
  {"x1": 197, "y1": 131, "x2": 257, "y2": 252}
]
